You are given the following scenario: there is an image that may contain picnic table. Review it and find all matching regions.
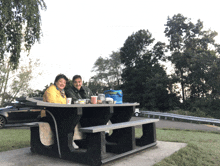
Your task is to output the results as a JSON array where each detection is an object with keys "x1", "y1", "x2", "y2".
[{"x1": 17, "y1": 97, "x2": 159, "y2": 166}]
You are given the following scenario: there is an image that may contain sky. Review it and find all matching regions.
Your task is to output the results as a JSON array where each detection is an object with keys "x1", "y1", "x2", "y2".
[{"x1": 26, "y1": 0, "x2": 220, "y2": 90}]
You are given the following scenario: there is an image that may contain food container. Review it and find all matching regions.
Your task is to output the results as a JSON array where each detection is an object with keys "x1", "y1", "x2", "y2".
[
  {"x1": 78, "y1": 99, "x2": 86, "y2": 104},
  {"x1": 105, "y1": 97, "x2": 114, "y2": 104},
  {"x1": 86, "y1": 99, "x2": 90, "y2": 104},
  {"x1": 98, "y1": 94, "x2": 105, "y2": 101},
  {"x1": 104, "y1": 90, "x2": 123, "y2": 104}
]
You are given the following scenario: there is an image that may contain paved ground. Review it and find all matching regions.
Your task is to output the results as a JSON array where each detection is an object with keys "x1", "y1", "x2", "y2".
[
  {"x1": 156, "y1": 119, "x2": 220, "y2": 132},
  {"x1": 2, "y1": 117, "x2": 219, "y2": 166},
  {"x1": 132, "y1": 116, "x2": 220, "y2": 133},
  {"x1": 0, "y1": 141, "x2": 187, "y2": 166}
]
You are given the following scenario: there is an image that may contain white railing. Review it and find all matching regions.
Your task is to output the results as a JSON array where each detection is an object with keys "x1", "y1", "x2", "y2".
[{"x1": 141, "y1": 111, "x2": 220, "y2": 126}]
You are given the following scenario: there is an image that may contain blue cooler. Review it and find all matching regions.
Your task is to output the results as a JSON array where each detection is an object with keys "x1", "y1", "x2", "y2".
[{"x1": 104, "y1": 90, "x2": 123, "y2": 104}]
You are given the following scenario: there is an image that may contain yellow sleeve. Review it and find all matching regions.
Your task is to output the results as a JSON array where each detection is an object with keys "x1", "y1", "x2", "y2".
[
  {"x1": 43, "y1": 85, "x2": 58, "y2": 103},
  {"x1": 43, "y1": 85, "x2": 66, "y2": 104}
]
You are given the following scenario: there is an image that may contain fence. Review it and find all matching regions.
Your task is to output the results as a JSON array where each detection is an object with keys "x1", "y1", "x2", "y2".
[{"x1": 141, "y1": 111, "x2": 220, "y2": 126}]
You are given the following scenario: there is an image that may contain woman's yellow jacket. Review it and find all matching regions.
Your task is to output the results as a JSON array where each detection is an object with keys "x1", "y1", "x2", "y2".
[{"x1": 43, "y1": 84, "x2": 66, "y2": 104}]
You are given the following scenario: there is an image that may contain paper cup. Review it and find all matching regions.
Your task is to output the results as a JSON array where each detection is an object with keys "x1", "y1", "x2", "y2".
[
  {"x1": 66, "y1": 98, "x2": 72, "y2": 104},
  {"x1": 91, "y1": 96, "x2": 98, "y2": 104}
]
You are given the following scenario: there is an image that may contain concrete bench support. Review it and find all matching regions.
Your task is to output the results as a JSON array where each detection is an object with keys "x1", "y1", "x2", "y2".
[
  {"x1": 78, "y1": 119, "x2": 159, "y2": 165},
  {"x1": 12, "y1": 110, "x2": 62, "y2": 159}
]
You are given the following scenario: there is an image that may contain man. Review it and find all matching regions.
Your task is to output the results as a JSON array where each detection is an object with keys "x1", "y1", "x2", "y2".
[
  {"x1": 65, "y1": 75, "x2": 93, "y2": 149},
  {"x1": 66, "y1": 75, "x2": 93, "y2": 103}
]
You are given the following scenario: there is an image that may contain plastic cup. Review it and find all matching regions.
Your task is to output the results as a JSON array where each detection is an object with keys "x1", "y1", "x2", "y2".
[
  {"x1": 66, "y1": 98, "x2": 72, "y2": 104},
  {"x1": 98, "y1": 94, "x2": 105, "y2": 101},
  {"x1": 91, "y1": 96, "x2": 98, "y2": 104}
]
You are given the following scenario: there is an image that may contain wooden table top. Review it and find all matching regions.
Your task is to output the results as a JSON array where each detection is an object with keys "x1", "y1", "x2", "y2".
[{"x1": 17, "y1": 97, "x2": 140, "y2": 108}]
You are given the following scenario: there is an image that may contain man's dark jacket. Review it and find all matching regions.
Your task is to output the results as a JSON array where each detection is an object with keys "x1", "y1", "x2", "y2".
[{"x1": 65, "y1": 86, "x2": 93, "y2": 103}]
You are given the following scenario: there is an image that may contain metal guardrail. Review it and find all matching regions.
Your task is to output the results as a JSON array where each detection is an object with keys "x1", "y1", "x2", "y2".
[{"x1": 141, "y1": 111, "x2": 220, "y2": 126}]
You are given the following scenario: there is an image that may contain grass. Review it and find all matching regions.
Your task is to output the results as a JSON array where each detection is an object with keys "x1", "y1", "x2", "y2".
[
  {"x1": 0, "y1": 129, "x2": 30, "y2": 152},
  {"x1": 138, "y1": 128, "x2": 220, "y2": 166},
  {"x1": 1, "y1": 128, "x2": 220, "y2": 165}
]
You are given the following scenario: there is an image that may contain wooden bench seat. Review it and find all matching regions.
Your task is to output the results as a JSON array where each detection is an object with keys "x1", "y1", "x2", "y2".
[
  {"x1": 7, "y1": 122, "x2": 44, "y2": 127},
  {"x1": 80, "y1": 119, "x2": 159, "y2": 133},
  {"x1": 76, "y1": 118, "x2": 159, "y2": 165}
]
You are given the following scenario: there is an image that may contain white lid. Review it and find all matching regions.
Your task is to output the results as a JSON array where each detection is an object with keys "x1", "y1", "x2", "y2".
[{"x1": 105, "y1": 97, "x2": 113, "y2": 101}]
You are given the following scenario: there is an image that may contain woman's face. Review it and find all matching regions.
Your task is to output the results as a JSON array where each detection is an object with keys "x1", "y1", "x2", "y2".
[
  {"x1": 73, "y1": 78, "x2": 82, "y2": 91},
  {"x1": 55, "y1": 78, "x2": 66, "y2": 90}
]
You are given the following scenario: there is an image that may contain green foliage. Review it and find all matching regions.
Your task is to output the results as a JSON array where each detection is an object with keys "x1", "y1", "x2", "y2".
[
  {"x1": 86, "y1": 81, "x2": 108, "y2": 94},
  {"x1": 91, "y1": 51, "x2": 122, "y2": 91},
  {"x1": 0, "y1": 57, "x2": 40, "y2": 105},
  {"x1": 165, "y1": 13, "x2": 220, "y2": 103},
  {"x1": 0, "y1": 0, "x2": 46, "y2": 69},
  {"x1": 183, "y1": 98, "x2": 220, "y2": 119},
  {"x1": 205, "y1": 58, "x2": 220, "y2": 99},
  {"x1": 143, "y1": 71, "x2": 180, "y2": 111},
  {"x1": 27, "y1": 89, "x2": 44, "y2": 98},
  {"x1": 120, "y1": 29, "x2": 179, "y2": 110},
  {"x1": 168, "y1": 108, "x2": 211, "y2": 120},
  {"x1": 166, "y1": 96, "x2": 220, "y2": 120}
]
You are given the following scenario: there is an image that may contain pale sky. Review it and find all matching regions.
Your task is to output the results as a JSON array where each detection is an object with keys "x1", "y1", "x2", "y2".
[{"x1": 26, "y1": 0, "x2": 220, "y2": 90}]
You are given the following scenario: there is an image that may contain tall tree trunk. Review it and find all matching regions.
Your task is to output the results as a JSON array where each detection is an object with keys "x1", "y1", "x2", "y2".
[
  {"x1": 181, "y1": 81, "x2": 185, "y2": 103},
  {"x1": 180, "y1": 70, "x2": 185, "y2": 104},
  {"x1": 1, "y1": 64, "x2": 11, "y2": 105}
]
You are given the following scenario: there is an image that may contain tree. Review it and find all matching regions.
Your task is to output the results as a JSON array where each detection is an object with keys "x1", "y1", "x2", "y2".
[
  {"x1": 27, "y1": 89, "x2": 44, "y2": 98},
  {"x1": 0, "y1": 0, "x2": 46, "y2": 69},
  {"x1": 0, "y1": 57, "x2": 40, "y2": 105},
  {"x1": 84, "y1": 81, "x2": 104, "y2": 95},
  {"x1": 120, "y1": 29, "x2": 176, "y2": 110},
  {"x1": 91, "y1": 51, "x2": 122, "y2": 91},
  {"x1": 0, "y1": 60, "x2": 11, "y2": 104},
  {"x1": 201, "y1": 53, "x2": 220, "y2": 100},
  {"x1": 164, "y1": 13, "x2": 220, "y2": 104},
  {"x1": 109, "y1": 52, "x2": 122, "y2": 88}
]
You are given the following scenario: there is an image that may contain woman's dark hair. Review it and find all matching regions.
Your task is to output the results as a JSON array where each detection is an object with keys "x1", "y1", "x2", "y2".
[
  {"x1": 54, "y1": 74, "x2": 68, "y2": 84},
  {"x1": 72, "y1": 75, "x2": 82, "y2": 82}
]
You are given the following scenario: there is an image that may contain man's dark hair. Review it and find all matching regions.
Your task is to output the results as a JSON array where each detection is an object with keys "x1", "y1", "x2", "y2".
[
  {"x1": 72, "y1": 75, "x2": 82, "y2": 82},
  {"x1": 54, "y1": 74, "x2": 68, "y2": 84}
]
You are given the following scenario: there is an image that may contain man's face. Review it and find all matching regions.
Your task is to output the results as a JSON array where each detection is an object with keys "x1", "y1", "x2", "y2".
[{"x1": 73, "y1": 78, "x2": 82, "y2": 90}]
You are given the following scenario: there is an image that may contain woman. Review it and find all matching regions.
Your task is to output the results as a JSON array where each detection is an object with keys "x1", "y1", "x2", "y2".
[
  {"x1": 40, "y1": 74, "x2": 79, "y2": 149},
  {"x1": 43, "y1": 74, "x2": 68, "y2": 104}
]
